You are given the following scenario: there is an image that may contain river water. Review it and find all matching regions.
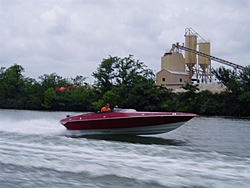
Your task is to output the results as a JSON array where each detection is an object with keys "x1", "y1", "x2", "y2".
[{"x1": 0, "y1": 109, "x2": 249, "y2": 188}]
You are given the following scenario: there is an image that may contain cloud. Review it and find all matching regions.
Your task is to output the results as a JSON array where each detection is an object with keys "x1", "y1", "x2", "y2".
[{"x1": 0, "y1": 0, "x2": 249, "y2": 82}]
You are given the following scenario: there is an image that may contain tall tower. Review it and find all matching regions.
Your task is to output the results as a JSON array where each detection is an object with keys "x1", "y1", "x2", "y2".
[
  {"x1": 198, "y1": 42, "x2": 212, "y2": 83},
  {"x1": 184, "y1": 28, "x2": 197, "y2": 80},
  {"x1": 184, "y1": 28, "x2": 212, "y2": 83}
]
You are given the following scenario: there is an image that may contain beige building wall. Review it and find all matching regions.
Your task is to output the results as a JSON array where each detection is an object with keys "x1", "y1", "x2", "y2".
[
  {"x1": 161, "y1": 52, "x2": 186, "y2": 72},
  {"x1": 156, "y1": 69, "x2": 189, "y2": 89}
]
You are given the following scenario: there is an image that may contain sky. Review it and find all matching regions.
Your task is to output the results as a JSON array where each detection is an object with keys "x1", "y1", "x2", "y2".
[{"x1": 0, "y1": 0, "x2": 249, "y2": 83}]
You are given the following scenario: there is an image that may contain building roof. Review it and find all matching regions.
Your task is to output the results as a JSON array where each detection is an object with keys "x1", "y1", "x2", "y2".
[{"x1": 156, "y1": 68, "x2": 189, "y2": 75}]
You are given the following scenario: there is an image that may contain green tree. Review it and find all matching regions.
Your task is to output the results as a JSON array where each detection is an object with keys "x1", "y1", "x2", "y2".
[
  {"x1": 181, "y1": 83, "x2": 199, "y2": 93},
  {"x1": 237, "y1": 66, "x2": 250, "y2": 115},
  {"x1": 113, "y1": 55, "x2": 155, "y2": 86},
  {"x1": 92, "y1": 56, "x2": 117, "y2": 95},
  {"x1": 0, "y1": 67, "x2": 7, "y2": 104},
  {"x1": 123, "y1": 75, "x2": 163, "y2": 111},
  {"x1": 92, "y1": 55, "x2": 155, "y2": 93},
  {"x1": 71, "y1": 75, "x2": 87, "y2": 86},
  {"x1": 212, "y1": 66, "x2": 250, "y2": 116},
  {"x1": 92, "y1": 90, "x2": 120, "y2": 111},
  {"x1": 173, "y1": 83, "x2": 200, "y2": 113},
  {"x1": 238, "y1": 66, "x2": 250, "y2": 103},
  {"x1": 198, "y1": 90, "x2": 220, "y2": 115},
  {"x1": 22, "y1": 77, "x2": 43, "y2": 109},
  {"x1": 92, "y1": 55, "x2": 157, "y2": 110},
  {"x1": 68, "y1": 85, "x2": 95, "y2": 111},
  {"x1": 42, "y1": 87, "x2": 57, "y2": 109},
  {"x1": 212, "y1": 67, "x2": 240, "y2": 93},
  {"x1": 0, "y1": 64, "x2": 26, "y2": 108},
  {"x1": 38, "y1": 73, "x2": 69, "y2": 90}
]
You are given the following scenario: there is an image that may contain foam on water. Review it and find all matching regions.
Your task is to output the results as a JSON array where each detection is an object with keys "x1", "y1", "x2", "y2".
[
  {"x1": 0, "y1": 109, "x2": 67, "y2": 135},
  {"x1": 0, "y1": 110, "x2": 249, "y2": 188},
  {"x1": 0, "y1": 134, "x2": 249, "y2": 188},
  {"x1": 0, "y1": 118, "x2": 65, "y2": 135}
]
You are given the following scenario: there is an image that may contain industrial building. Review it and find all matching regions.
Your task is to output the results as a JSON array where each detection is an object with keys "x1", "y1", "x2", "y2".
[
  {"x1": 156, "y1": 28, "x2": 245, "y2": 90},
  {"x1": 156, "y1": 50, "x2": 189, "y2": 89}
]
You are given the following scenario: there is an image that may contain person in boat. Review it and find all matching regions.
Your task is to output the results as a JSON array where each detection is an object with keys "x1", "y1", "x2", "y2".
[
  {"x1": 113, "y1": 105, "x2": 118, "y2": 110},
  {"x1": 101, "y1": 103, "x2": 111, "y2": 112}
]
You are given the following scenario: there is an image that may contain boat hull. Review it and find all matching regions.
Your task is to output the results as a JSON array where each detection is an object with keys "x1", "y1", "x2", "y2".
[
  {"x1": 66, "y1": 121, "x2": 186, "y2": 135},
  {"x1": 60, "y1": 110, "x2": 196, "y2": 135}
]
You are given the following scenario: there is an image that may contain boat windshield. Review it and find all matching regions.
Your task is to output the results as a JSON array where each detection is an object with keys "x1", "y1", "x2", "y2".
[
  {"x1": 113, "y1": 108, "x2": 136, "y2": 112},
  {"x1": 95, "y1": 108, "x2": 137, "y2": 114},
  {"x1": 82, "y1": 112, "x2": 93, "y2": 116}
]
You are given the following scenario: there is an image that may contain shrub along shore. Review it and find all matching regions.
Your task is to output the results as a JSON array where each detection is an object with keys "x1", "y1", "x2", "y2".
[{"x1": 0, "y1": 55, "x2": 249, "y2": 117}]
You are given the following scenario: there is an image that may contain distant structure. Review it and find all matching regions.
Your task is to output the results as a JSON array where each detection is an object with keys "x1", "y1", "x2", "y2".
[
  {"x1": 156, "y1": 27, "x2": 245, "y2": 90},
  {"x1": 156, "y1": 48, "x2": 189, "y2": 89}
]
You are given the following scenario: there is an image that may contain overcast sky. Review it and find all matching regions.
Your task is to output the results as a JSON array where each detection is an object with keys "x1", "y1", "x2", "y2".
[{"x1": 0, "y1": 0, "x2": 249, "y2": 83}]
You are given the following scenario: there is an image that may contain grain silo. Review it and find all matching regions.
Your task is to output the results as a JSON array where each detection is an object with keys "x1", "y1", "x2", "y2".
[
  {"x1": 198, "y1": 42, "x2": 211, "y2": 71},
  {"x1": 185, "y1": 34, "x2": 197, "y2": 79},
  {"x1": 198, "y1": 42, "x2": 212, "y2": 83}
]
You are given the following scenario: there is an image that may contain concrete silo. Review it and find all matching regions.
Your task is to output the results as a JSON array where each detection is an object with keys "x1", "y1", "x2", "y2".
[
  {"x1": 185, "y1": 34, "x2": 197, "y2": 79},
  {"x1": 198, "y1": 42, "x2": 210, "y2": 71},
  {"x1": 198, "y1": 42, "x2": 212, "y2": 83}
]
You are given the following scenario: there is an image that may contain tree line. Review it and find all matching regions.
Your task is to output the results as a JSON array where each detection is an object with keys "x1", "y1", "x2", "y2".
[{"x1": 0, "y1": 55, "x2": 249, "y2": 117}]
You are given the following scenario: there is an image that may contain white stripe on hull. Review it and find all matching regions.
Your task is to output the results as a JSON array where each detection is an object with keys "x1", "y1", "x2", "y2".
[{"x1": 70, "y1": 121, "x2": 186, "y2": 135}]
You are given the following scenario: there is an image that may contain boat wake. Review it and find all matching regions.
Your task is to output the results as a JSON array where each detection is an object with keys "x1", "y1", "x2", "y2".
[
  {"x1": 0, "y1": 112, "x2": 185, "y2": 146},
  {"x1": 83, "y1": 134, "x2": 186, "y2": 146},
  {"x1": 0, "y1": 116, "x2": 65, "y2": 136}
]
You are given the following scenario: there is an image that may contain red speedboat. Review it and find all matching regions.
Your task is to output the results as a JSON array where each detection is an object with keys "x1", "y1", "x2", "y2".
[{"x1": 60, "y1": 109, "x2": 196, "y2": 135}]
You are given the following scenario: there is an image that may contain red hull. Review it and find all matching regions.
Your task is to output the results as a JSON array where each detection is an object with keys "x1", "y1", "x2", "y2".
[{"x1": 60, "y1": 109, "x2": 196, "y2": 135}]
